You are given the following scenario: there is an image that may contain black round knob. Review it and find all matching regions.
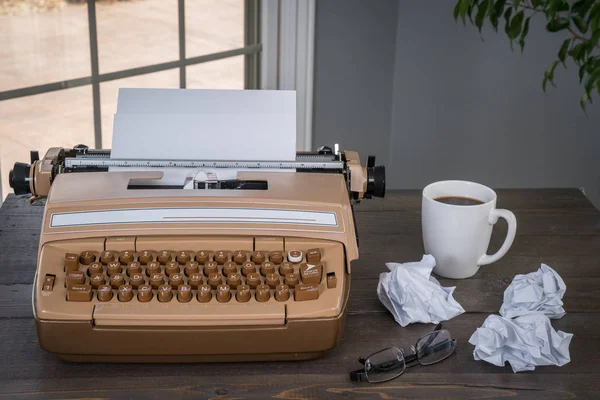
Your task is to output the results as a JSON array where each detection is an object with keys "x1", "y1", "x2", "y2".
[
  {"x1": 9, "y1": 162, "x2": 32, "y2": 196},
  {"x1": 366, "y1": 165, "x2": 386, "y2": 198}
]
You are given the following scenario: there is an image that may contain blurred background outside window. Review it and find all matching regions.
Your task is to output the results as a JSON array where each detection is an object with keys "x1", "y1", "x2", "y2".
[{"x1": 0, "y1": 0, "x2": 261, "y2": 199}]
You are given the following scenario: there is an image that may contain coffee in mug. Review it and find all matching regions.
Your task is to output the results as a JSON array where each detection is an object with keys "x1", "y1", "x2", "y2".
[{"x1": 422, "y1": 180, "x2": 517, "y2": 279}]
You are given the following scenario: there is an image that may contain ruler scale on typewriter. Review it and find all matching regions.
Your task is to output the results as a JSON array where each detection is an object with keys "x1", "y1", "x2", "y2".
[{"x1": 8, "y1": 144, "x2": 385, "y2": 362}]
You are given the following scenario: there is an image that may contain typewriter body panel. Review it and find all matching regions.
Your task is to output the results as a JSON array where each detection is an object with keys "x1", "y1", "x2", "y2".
[{"x1": 34, "y1": 170, "x2": 359, "y2": 362}]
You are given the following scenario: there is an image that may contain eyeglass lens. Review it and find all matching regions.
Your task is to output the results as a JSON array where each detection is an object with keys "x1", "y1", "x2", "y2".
[
  {"x1": 365, "y1": 347, "x2": 406, "y2": 383},
  {"x1": 415, "y1": 329, "x2": 454, "y2": 365}
]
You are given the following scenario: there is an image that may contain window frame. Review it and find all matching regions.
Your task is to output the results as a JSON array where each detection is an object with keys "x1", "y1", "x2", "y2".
[{"x1": 0, "y1": 0, "x2": 262, "y2": 149}]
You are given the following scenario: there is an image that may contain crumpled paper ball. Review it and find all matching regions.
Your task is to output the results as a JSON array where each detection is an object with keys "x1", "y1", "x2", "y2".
[
  {"x1": 377, "y1": 255, "x2": 465, "y2": 327},
  {"x1": 469, "y1": 314, "x2": 573, "y2": 373},
  {"x1": 499, "y1": 264, "x2": 566, "y2": 319}
]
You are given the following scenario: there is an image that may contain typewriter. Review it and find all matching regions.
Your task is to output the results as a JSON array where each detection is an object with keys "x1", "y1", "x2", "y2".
[{"x1": 9, "y1": 145, "x2": 385, "y2": 362}]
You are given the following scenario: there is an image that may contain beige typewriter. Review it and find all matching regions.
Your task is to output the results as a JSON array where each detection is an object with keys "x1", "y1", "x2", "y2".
[{"x1": 9, "y1": 145, "x2": 385, "y2": 362}]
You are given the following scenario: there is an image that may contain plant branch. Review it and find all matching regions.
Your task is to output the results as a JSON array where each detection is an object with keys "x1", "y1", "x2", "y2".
[{"x1": 568, "y1": 27, "x2": 600, "y2": 49}]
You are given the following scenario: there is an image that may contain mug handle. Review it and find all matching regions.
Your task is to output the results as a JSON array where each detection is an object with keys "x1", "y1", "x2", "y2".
[{"x1": 478, "y1": 209, "x2": 517, "y2": 266}]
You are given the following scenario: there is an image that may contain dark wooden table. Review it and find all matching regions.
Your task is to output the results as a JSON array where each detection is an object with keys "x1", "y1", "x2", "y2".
[{"x1": 1, "y1": 189, "x2": 599, "y2": 399}]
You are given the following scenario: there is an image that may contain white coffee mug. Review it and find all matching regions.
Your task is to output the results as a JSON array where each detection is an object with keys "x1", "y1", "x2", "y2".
[{"x1": 422, "y1": 180, "x2": 517, "y2": 279}]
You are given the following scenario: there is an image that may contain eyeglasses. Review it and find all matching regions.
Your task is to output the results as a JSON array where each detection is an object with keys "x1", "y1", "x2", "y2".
[{"x1": 349, "y1": 324, "x2": 457, "y2": 383}]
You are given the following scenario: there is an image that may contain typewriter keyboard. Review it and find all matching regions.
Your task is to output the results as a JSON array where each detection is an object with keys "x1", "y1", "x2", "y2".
[{"x1": 56, "y1": 245, "x2": 339, "y2": 304}]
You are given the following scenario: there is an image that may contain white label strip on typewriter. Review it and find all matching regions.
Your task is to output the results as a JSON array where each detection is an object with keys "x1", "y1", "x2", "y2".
[{"x1": 50, "y1": 208, "x2": 338, "y2": 228}]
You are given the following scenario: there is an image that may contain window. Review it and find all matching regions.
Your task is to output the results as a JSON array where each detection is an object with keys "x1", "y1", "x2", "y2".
[{"x1": 0, "y1": 0, "x2": 260, "y2": 199}]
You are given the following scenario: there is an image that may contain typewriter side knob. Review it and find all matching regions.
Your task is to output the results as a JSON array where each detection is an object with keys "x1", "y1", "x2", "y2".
[
  {"x1": 344, "y1": 150, "x2": 386, "y2": 201},
  {"x1": 8, "y1": 162, "x2": 32, "y2": 195}
]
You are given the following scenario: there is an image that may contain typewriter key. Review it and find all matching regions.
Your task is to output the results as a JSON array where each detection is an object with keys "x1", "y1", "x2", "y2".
[
  {"x1": 65, "y1": 271, "x2": 85, "y2": 288},
  {"x1": 79, "y1": 251, "x2": 96, "y2": 265},
  {"x1": 64, "y1": 253, "x2": 79, "y2": 272},
  {"x1": 269, "y1": 251, "x2": 284, "y2": 264},
  {"x1": 176, "y1": 251, "x2": 192, "y2": 264},
  {"x1": 246, "y1": 272, "x2": 261, "y2": 289},
  {"x1": 100, "y1": 251, "x2": 116, "y2": 265},
  {"x1": 197, "y1": 284, "x2": 212, "y2": 302},
  {"x1": 233, "y1": 250, "x2": 247, "y2": 264},
  {"x1": 67, "y1": 284, "x2": 93, "y2": 302},
  {"x1": 196, "y1": 250, "x2": 210, "y2": 264},
  {"x1": 261, "y1": 262, "x2": 275, "y2": 276},
  {"x1": 126, "y1": 261, "x2": 142, "y2": 276},
  {"x1": 137, "y1": 284, "x2": 153, "y2": 302},
  {"x1": 300, "y1": 263, "x2": 323, "y2": 285},
  {"x1": 226, "y1": 272, "x2": 242, "y2": 289},
  {"x1": 294, "y1": 283, "x2": 319, "y2": 301},
  {"x1": 266, "y1": 273, "x2": 281, "y2": 289},
  {"x1": 118, "y1": 284, "x2": 133, "y2": 302},
  {"x1": 158, "y1": 285, "x2": 173, "y2": 302},
  {"x1": 284, "y1": 273, "x2": 299, "y2": 288},
  {"x1": 252, "y1": 251, "x2": 266, "y2": 264},
  {"x1": 90, "y1": 273, "x2": 106, "y2": 288},
  {"x1": 185, "y1": 261, "x2": 200, "y2": 276},
  {"x1": 208, "y1": 273, "x2": 223, "y2": 289},
  {"x1": 306, "y1": 248, "x2": 321, "y2": 264},
  {"x1": 275, "y1": 284, "x2": 290, "y2": 302},
  {"x1": 150, "y1": 273, "x2": 165, "y2": 289},
  {"x1": 110, "y1": 273, "x2": 125, "y2": 289},
  {"x1": 96, "y1": 285, "x2": 113, "y2": 302},
  {"x1": 87, "y1": 261, "x2": 103, "y2": 276},
  {"x1": 236, "y1": 284, "x2": 251, "y2": 302},
  {"x1": 214, "y1": 251, "x2": 229, "y2": 264},
  {"x1": 255, "y1": 284, "x2": 271, "y2": 302},
  {"x1": 138, "y1": 250, "x2": 154, "y2": 265},
  {"x1": 279, "y1": 262, "x2": 294, "y2": 276},
  {"x1": 169, "y1": 273, "x2": 184, "y2": 289},
  {"x1": 165, "y1": 261, "x2": 180, "y2": 277},
  {"x1": 177, "y1": 284, "x2": 192, "y2": 303},
  {"x1": 204, "y1": 261, "x2": 218, "y2": 276},
  {"x1": 107, "y1": 261, "x2": 122, "y2": 277},
  {"x1": 222, "y1": 261, "x2": 238, "y2": 277},
  {"x1": 129, "y1": 273, "x2": 145, "y2": 288},
  {"x1": 287, "y1": 250, "x2": 303, "y2": 263},
  {"x1": 241, "y1": 261, "x2": 256, "y2": 277},
  {"x1": 146, "y1": 261, "x2": 161, "y2": 276},
  {"x1": 216, "y1": 284, "x2": 231, "y2": 303},
  {"x1": 119, "y1": 250, "x2": 135, "y2": 264},
  {"x1": 157, "y1": 250, "x2": 172, "y2": 265},
  {"x1": 188, "y1": 273, "x2": 204, "y2": 289}
]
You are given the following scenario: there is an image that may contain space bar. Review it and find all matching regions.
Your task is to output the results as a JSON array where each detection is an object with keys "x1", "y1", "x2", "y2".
[{"x1": 93, "y1": 303, "x2": 286, "y2": 327}]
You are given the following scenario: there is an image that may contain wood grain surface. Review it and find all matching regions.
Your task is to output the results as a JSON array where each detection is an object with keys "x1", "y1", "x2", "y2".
[{"x1": 0, "y1": 189, "x2": 598, "y2": 399}]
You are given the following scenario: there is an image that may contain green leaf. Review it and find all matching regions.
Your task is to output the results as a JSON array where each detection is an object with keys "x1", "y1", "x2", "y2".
[
  {"x1": 513, "y1": 0, "x2": 521, "y2": 10},
  {"x1": 490, "y1": 0, "x2": 506, "y2": 31},
  {"x1": 531, "y1": 0, "x2": 545, "y2": 7},
  {"x1": 543, "y1": 60, "x2": 560, "y2": 91},
  {"x1": 570, "y1": 42, "x2": 587, "y2": 65},
  {"x1": 508, "y1": 10, "x2": 525, "y2": 39},
  {"x1": 546, "y1": 17, "x2": 570, "y2": 32},
  {"x1": 572, "y1": 15, "x2": 588, "y2": 33},
  {"x1": 579, "y1": 63, "x2": 587, "y2": 82},
  {"x1": 588, "y1": 29, "x2": 600, "y2": 52},
  {"x1": 519, "y1": 16, "x2": 531, "y2": 53},
  {"x1": 558, "y1": 38, "x2": 570, "y2": 66},
  {"x1": 475, "y1": 0, "x2": 491, "y2": 32},
  {"x1": 557, "y1": 0, "x2": 570, "y2": 12},
  {"x1": 580, "y1": 91, "x2": 589, "y2": 113},
  {"x1": 454, "y1": 2, "x2": 461, "y2": 20},
  {"x1": 504, "y1": 6, "x2": 513, "y2": 34},
  {"x1": 584, "y1": 70, "x2": 600, "y2": 99},
  {"x1": 571, "y1": 0, "x2": 595, "y2": 17},
  {"x1": 458, "y1": 0, "x2": 474, "y2": 24},
  {"x1": 545, "y1": 0, "x2": 561, "y2": 17}
]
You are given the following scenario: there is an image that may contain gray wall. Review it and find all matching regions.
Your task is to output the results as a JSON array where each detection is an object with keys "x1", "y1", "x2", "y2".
[{"x1": 313, "y1": 0, "x2": 600, "y2": 209}]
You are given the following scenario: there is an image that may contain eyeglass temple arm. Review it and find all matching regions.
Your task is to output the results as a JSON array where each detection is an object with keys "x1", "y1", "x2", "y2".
[{"x1": 349, "y1": 367, "x2": 369, "y2": 382}]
